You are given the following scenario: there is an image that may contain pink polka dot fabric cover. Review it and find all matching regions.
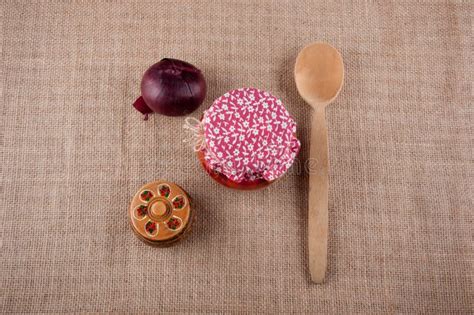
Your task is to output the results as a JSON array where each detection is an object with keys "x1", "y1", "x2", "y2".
[{"x1": 202, "y1": 88, "x2": 301, "y2": 183}]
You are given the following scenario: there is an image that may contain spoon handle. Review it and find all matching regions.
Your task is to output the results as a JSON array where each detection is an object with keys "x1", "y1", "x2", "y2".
[{"x1": 308, "y1": 108, "x2": 329, "y2": 283}]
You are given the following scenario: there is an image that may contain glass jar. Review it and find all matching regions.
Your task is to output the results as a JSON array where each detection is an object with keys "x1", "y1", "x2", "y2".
[{"x1": 197, "y1": 88, "x2": 300, "y2": 190}]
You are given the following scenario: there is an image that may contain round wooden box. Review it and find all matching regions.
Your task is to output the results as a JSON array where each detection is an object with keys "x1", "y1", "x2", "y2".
[{"x1": 129, "y1": 180, "x2": 193, "y2": 246}]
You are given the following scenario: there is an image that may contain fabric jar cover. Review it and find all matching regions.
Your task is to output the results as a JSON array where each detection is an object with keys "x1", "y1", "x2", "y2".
[{"x1": 201, "y1": 88, "x2": 301, "y2": 183}]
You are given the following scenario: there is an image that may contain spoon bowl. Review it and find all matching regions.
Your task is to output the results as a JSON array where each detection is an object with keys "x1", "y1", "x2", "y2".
[
  {"x1": 295, "y1": 43, "x2": 344, "y2": 109},
  {"x1": 294, "y1": 42, "x2": 344, "y2": 283}
]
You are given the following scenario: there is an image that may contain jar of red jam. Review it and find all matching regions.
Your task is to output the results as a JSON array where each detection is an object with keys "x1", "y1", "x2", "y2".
[
  {"x1": 197, "y1": 88, "x2": 300, "y2": 190},
  {"x1": 129, "y1": 180, "x2": 193, "y2": 246}
]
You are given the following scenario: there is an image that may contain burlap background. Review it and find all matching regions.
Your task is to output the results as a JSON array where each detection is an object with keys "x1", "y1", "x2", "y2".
[{"x1": 1, "y1": 0, "x2": 472, "y2": 313}]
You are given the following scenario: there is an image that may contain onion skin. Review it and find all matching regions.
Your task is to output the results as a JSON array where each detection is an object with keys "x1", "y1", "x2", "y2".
[
  {"x1": 136, "y1": 58, "x2": 206, "y2": 117},
  {"x1": 133, "y1": 96, "x2": 153, "y2": 120}
]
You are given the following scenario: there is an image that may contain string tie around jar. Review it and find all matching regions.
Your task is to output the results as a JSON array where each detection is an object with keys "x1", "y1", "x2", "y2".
[{"x1": 182, "y1": 116, "x2": 206, "y2": 152}]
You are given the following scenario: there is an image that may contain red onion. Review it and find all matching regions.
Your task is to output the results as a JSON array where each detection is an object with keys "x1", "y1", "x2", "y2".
[{"x1": 133, "y1": 58, "x2": 206, "y2": 119}]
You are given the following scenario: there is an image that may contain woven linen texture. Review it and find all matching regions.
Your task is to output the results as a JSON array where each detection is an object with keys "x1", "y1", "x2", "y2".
[{"x1": 1, "y1": 1, "x2": 472, "y2": 313}]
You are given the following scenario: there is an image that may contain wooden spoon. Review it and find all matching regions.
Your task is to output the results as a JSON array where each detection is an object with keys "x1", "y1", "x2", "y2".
[{"x1": 294, "y1": 42, "x2": 344, "y2": 283}]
